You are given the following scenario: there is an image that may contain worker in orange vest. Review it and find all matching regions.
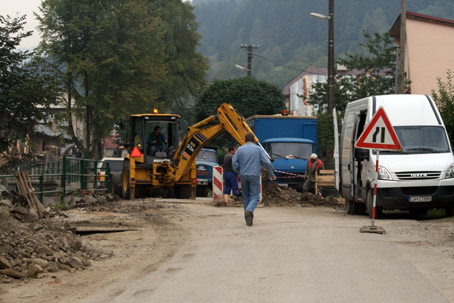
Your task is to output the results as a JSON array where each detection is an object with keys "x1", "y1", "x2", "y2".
[{"x1": 303, "y1": 153, "x2": 324, "y2": 193}]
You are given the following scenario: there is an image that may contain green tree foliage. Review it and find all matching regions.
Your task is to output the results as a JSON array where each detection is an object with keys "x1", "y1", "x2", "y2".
[
  {"x1": 194, "y1": 77, "x2": 284, "y2": 121},
  {"x1": 309, "y1": 31, "x2": 397, "y2": 114},
  {"x1": 38, "y1": 0, "x2": 207, "y2": 157},
  {"x1": 432, "y1": 70, "x2": 454, "y2": 146},
  {"x1": 149, "y1": 0, "x2": 208, "y2": 108},
  {"x1": 0, "y1": 15, "x2": 60, "y2": 154}
]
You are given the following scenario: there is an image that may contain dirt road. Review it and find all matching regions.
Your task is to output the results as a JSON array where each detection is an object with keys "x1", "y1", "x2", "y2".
[{"x1": 2, "y1": 199, "x2": 454, "y2": 303}]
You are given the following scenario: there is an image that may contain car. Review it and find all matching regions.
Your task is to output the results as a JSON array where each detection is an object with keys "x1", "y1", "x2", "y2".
[
  {"x1": 97, "y1": 157, "x2": 124, "y2": 195},
  {"x1": 195, "y1": 148, "x2": 218, "y2": 197}
]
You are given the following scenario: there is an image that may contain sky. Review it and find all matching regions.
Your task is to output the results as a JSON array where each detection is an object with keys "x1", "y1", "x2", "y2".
[
  {"x1": 1, "y1": 0, "x2": 193, "y2": 49},
  {"x1": 1, "y1": 0, "x2": 43, "y2": 49}
]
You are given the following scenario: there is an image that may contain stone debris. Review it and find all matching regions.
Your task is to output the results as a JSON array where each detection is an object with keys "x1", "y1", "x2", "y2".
[
  {"x1": 0, "y1": 186, "x2": 113, "y2": 283},
  {"x1": 262, "y1": 181, "x2": 341, "y2": 208},
  {"x1": 65, "y1": 192, "x2": 117, "y2": 210}
]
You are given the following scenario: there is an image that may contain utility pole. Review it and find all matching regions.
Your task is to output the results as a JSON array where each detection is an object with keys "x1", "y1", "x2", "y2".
[
  {"x1": 240, "y1": 44, "x2": 259, "y2": 77},
  {"x1": 394, "y1": 46, "x2": 400, "y2": 94},
  {"x1": 398, "y1": 0, "x2": 407, "y2": 93},
  {"x1": 327, "y1": 0, "x2": 335, "y2": 115}
]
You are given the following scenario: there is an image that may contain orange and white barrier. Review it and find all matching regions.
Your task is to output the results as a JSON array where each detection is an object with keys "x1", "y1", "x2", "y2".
[{"x1": 212, "y1": 166, "x2": 223, "y2": 203}]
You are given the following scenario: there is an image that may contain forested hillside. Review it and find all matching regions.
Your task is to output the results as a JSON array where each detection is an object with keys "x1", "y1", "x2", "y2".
[{"x1": 193, "y1": 0, "x2": 454, "y2": 87}]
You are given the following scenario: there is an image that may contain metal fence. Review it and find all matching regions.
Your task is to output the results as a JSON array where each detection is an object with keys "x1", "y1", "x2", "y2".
[{"x1": 0, "y1": 156, "x2": 112, "y2": 204}]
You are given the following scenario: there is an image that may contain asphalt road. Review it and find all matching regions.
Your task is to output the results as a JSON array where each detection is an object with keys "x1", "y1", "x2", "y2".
[{"x1": 82, "y1": 202, "x2": 452, "y2": 303}]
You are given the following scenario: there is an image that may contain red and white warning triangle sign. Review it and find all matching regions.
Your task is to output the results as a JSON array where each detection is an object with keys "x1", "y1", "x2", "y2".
[{"x1": 355, "y1": 107, "x2": 402, "y2": 151}]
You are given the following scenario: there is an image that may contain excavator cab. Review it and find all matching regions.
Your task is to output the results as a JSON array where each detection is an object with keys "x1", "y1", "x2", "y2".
[{"x1": 129, "y1": 114, "x2": 180, "y2": 165}]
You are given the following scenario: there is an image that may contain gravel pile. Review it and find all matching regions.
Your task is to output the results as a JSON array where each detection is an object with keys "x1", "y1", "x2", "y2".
[
  {"x1": 0, "y1": 185, "x2": 110, "y2": 283},
  {"x1": 262, "y1": 181, "x2": 342, "y2": 207}
]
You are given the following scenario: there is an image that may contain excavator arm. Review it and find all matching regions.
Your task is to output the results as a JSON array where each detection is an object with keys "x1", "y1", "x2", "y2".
[{"x1": 173, "y1": 103, "x2": 263, "y2": 182}]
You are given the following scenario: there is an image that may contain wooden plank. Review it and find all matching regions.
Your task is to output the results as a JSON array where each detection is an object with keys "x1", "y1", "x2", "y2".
[
  {"x1": 319, "y1": 169, "x2": 335, "y2": 174},
  {"x1": 14, "y1": 172, "x2": 43, "y2": 218},
  {"x1": 316, "y1": 170, "x2": 335, "y2": 188},
  {"x1": 74, "y1": 227, "x2": 138, "y2": 235},
  {"x1": 317, "y1": 176, "x2": 334, "y2": 181},
  {"x1": 22, "y1": 172, "x2": 41, "y2": 218}
]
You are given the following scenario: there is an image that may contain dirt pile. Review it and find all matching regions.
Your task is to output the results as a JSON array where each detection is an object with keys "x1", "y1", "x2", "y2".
[
  {"x1": 66, "y1": 192, "x2": 118, "y2": 210},
  {"x1": 262, "y1": 182, "x2": 302, "y2": 206},
  {"x1": 262, "y1": 182, "x2": 342, "y2": 207},
  {"x1": 0, "y1": 186, "x2": 110, "y2": 283},
  {"x1": 301, "y1": 192, "x2": 341, "y2": 207}
]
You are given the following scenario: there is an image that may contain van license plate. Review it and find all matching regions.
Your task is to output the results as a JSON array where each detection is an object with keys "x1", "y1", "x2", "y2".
[{"x1": 409, "y1": 196, "x2": 432, "y2": 202}]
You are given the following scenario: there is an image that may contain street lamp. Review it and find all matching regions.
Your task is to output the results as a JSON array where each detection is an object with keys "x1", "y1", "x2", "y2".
[
  {"x1": 235, "y1": 64, "x2": 250, "y2": 74},
  {"x1": 310, "y1": 12, "x2": 329, "y2": 20},
  {"x1": 310, "y1": 0, "x2": 335, "y2": 115}
]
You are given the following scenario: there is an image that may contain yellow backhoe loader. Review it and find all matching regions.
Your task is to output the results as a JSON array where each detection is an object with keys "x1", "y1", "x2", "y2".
[{"x1": 121, "y1": 103, "x2": 264, "y2": 199}]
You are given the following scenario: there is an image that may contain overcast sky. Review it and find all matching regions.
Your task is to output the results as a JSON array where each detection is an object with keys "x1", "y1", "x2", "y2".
[{"x1": 1, "y1": 0, "x2": 42, "y2": 49}]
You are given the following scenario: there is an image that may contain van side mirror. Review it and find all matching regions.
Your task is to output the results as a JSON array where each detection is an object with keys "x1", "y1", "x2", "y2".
[{"x1": 354, "y1": 148, "x2": 369, "y2": 161}]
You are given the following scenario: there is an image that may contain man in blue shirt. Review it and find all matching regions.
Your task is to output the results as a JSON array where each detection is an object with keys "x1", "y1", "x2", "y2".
[{"x1": 233, "y1": 132, "x2": 276, "y2": 226}]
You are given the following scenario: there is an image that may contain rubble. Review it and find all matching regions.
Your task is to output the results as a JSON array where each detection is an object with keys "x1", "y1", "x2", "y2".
[
  {"x1": 262, "y1": 181, "x2": 342, "y2": 208},
  {"x1": 0, "y1": 187, "x2": 112, "y2": 283},
  {"x1": 65, "y1": 192, "x2": 118, "y2": 210}
]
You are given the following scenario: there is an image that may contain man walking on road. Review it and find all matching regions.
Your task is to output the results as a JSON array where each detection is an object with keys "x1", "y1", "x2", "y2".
[
  {"x1": 233, "y1": 132, "x2": 276, "y2": 226},
  {"x1": 223, "y1": 147, "x2": 238, "y2": 201}
]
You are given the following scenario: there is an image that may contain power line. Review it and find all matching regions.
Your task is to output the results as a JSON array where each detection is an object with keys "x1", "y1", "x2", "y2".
[
  {"x1": 253, "y1": 54, "x2": 327, "y2": 75},
  {"x1": 251, "y1": 20, "x2": 301, "y2": 46},
  {"x1": 253, "y1": 22, "x2": 301, "y2": 46}
]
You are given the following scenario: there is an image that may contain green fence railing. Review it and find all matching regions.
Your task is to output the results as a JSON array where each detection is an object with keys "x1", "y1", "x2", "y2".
[{"x1": 0, "y1": 156, "x2": 113, "y2": 204}]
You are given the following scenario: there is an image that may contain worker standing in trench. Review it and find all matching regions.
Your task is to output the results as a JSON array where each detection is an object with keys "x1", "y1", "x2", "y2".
[
  {"x1": 232, "y1": 132, "x2": 276, "y2": 226},
  {"x1": 303, "y1": 153, "x2": 324, "y2": 193}
]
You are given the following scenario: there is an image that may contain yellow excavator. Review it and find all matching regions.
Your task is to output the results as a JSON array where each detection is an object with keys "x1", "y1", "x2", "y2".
[{"x1": 121, "y1": 103, "x2": 262, "y2": 199}]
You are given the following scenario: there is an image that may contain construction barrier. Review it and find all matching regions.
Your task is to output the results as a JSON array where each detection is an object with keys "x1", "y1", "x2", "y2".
[{"x1": 212, "y1": 166, "x2": 223, "y2": 203}]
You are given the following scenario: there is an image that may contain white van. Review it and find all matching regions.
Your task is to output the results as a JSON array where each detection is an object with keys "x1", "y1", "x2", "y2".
[{"x1": 338, "y1": 94, "x2": 454, "y2": 217}]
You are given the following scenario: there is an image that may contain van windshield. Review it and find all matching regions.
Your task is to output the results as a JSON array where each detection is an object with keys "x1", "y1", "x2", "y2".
[
  {"x1": 380, "y1": 126, "x2": 450, "y2": 154},
  {"x1": 196, "y1": 150, "x2": 217, "y2": 162},
  {"x1": 269, "y1": 142, "x2": 313, "y2": 159}
]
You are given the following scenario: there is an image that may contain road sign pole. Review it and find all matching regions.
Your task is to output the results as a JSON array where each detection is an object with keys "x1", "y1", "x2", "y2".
[
  {"x1": 371, "y1": 149, "x2": 380, "y2": 227},
  {"x1": 356, "y1": 107, "x2": 400, "y2": 234}
]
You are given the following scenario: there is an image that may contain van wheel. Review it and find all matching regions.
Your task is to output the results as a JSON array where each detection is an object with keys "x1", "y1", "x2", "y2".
[
  {"x1": 446, "y1": 207, "x2": 454, "y2": 217},
  {"x1": 346, "y1": 200, "x2": 356, "y2": 215},
  {"x1": 357, "y1": 202, "x2": 366, "y2": 215},
  {"x1": 367, "y1": 191, "x2": 382, "y2": 219}
]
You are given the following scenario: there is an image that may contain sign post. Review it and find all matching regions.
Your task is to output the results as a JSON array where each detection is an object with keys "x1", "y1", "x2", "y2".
[{"x1": 355, "y1": 107, "x2": 402, "y2": 234}]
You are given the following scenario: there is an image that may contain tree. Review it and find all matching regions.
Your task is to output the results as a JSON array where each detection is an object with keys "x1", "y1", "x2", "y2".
[
  {"x1": 309, "y1": 31, "x2": 397, "y2": 114},
  {"x1": 38, "y1": 0, "x2": 207, "y2": 157},
  {"x1": 194, "y1": 77, "x2": 285, "y2": 121},
  {"x1": 0, "y1": 15, "x2": 60, "y2": 154},
  {"x1": 432, "y1": 69, "x2": 454, "y2": 146},
  {"x1": 149, "y1": 1, "x2": 208, "y2": 109}
]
